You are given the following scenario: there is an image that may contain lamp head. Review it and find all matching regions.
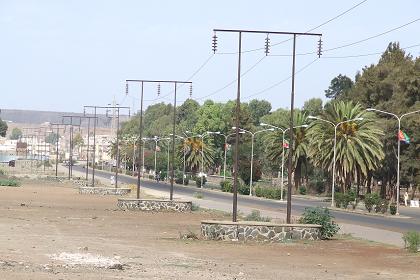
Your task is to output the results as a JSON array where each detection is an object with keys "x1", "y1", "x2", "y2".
[
  {"x1": 302, "y1": 124, "x2": 309, "y2": 128},
  {"x1": 356, "y1": 117, "x2": 364, "y2": 121},
  {"x1": 308, "y1": 116, "x2": 317, "y2": 119},
  {"x1": 232, "y1": 126, "x2": 236, "y2": 130}
]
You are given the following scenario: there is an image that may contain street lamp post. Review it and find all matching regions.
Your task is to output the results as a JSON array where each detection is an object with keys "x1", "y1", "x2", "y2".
[
  {"x1": 308, "y1": 116, "x2": 363, "y2": 207},
  {"x1": 366, "y1": 108, "x2": 420, "y2": 215},
  {"x1": 232, "y1": 127, "x2": 274, "y2": 196},
  {"x1": 261, "y1": 123, "x2": 308, "y2": 201}
]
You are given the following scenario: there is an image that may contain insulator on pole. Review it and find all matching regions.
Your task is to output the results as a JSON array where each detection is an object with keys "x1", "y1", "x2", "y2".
[
  {"x1": 264, "y1": 34, "x2": 270, "y2": 56},
  {"x1": 212, "y1": 32, "x2": 218, "y2": 53},
  {"x1": 317, "y1": 37, "x2": 323, "y2": 58},
  {"x1": 189, "y1": 84, "x2": 193, "y2": 98},
  {"x1": 125, "y1": 82, "x2": 129, "y2": 95},
  {"x1": 157, "y1": 83, "x2": 161, "y2": 96}
]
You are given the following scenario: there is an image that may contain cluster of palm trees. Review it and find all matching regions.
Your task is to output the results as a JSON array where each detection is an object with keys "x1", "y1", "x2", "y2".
[{"x1": 113, "y1": 101, "x2": 405, "y2": 202}]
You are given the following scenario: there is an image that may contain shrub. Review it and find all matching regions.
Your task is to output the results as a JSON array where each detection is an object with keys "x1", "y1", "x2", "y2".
[
  {"x1": 0, "y1": 179, "x2": 20, "y2": 187},
  {"x1": 254, "y1": 186, "x2": 284, "y2": 200},
  {"x1": 334, "y1": 193, "x2": 345, "y2": 208},
  {"x1": 299, "y1": 186, "x2": 307, "y2": 195},
  {"x1": 220, "y1": 180, "x2": 232, "y2": 192},
  {"x1": 193, "y1": 192, "x2": 204, "y2": 199},
  {"x1": 375, "y1": 199, "x2": 389, "y2": 214},
  {"x1": 191, "y1": 203, "x2": 200, "y2": 211},
  {"x1": 299, "y1": 207, "x2": 340, "y2": 239},
  {"x1": 402, "y1": 231, "x2": 420, "y2": 253},
  {"x1": 335, "y1": 193, "x2": 352, "y2": 209},
  {"x1": 195, "y1": 176, "x2": 207, "y2": 188},
  {"x1": 389, "y1": 204, "x2": 397, "y2": 215},
  {"x1": 364, "y1": 193, "x2": 380, "y2": 213},
  {"x1": 244, "y1": 210, "x2": 271, "y2": 222}
]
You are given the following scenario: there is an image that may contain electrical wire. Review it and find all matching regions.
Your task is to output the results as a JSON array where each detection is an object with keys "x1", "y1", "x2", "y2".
[
  {"x1": 217, "y1": 0, "x2": 369, "y2": 55},
  {"x1": 193, "y1": 55, "x2": 267, "y2": 101},
  {"x1": 321, "y1": 43, "x2": 420, "y2": 59},
  {"x1": 242, "y1": 58, "x2": 320, "y2": 100}
]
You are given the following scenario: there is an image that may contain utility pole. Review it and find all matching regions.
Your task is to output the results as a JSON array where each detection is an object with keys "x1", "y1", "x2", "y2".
[
  {"x1": 49, "y1": 123, "x2": 66, "y2": 177},
  {"x1": 62, "y1": 116, "x2": 82, "y2": 180},
  {"x1": 126, "y1": 79, "x2": 192, "y2": 200},
  {"x1": 213, "y1": 28, "x2": 322, "y2": 223}
]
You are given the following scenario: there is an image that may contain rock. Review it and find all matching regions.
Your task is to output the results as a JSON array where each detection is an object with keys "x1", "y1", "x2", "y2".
[{"x1": 108, "y1": 263, "x2": 123, "y2": 270}]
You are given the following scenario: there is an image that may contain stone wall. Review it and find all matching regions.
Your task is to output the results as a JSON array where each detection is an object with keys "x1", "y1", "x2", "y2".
[
  {"x1": 117, "y1": 198, "x2": 192, "y2": 212},
  {"x1": 201, "y1": 220, "x2": 321, "y2": 242},
  {"x1": 79, "y1": 187, "x2": 131, "y2": 195}
]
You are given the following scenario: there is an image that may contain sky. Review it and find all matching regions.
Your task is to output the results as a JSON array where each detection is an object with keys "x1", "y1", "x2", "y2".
[{"x1": 1, "y1": 0, "x2": 419, "y2": 114}]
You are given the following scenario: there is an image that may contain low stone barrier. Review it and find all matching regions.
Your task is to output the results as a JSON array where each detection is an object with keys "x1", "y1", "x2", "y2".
[
  {"x1": 117, "y1": 198, "x2": 192, "y2": 212},
  {"x1": 79, "y1": 187, "x2": 131, "y2": 195},
  {"x1": 201, "y1": 220, "x2": 321, "y2": 242}
]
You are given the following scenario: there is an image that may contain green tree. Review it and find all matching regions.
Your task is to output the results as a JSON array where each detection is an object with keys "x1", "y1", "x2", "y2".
[
  {"x1": 180, "y1": 136, "x2": 215, "y2": 173},
  {"x1": 0, "y1": 118, "x2": 7, "y2": 137},
  {"x1": 9, "y1": 127, "x2": 22, "y2": 140},
  {"x1": 248, "y1": 99, "x2": 271, "y2": 125},
  {"x1": 45, "y1": 132, "x2": 59, "y2": 144},
  {"x1": 307, "y1": 101, "x2": 385, "y2": 193},
  {"x1": 303, "y1": 98, "x2": 323, "y2": 116},
  {"x1": 325, "y1": 74, "x2": 354, "y2": 100}
]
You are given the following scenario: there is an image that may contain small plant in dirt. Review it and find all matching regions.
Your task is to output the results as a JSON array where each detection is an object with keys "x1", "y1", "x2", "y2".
[
  {"x1": 0, "y1": 179, "x2": 20, "y2": 187},
  {"x1": 179, "y1": 230, "x2": 199, "y2": 240},
  {"x1": 375, "y1": 199, "x2": 389, "y2": 214},
  {"x1": 299, "y1": 207, "x2": 340, "y2": 240},
  {"x1": 364, "y1": 193, "x2": 380, "y2": 213},
  {"x1": 402, "y1": 231, "x2": 420, "y2": 253},
  {"x1": 193, "y1": 192, "x2": 204, "y2": 199},
  {"x1": 191, "y1": 203, "x2": 200, "y2": 211},
  {"x1": 389, "y1": 204, "x2": 397, "y2": 215},
  {"x1": 299, "y1": 186, "x2": 307, "y2": 195},
  {"x1": 244, "y1": 210, "x2": 271, "y2": 222}
]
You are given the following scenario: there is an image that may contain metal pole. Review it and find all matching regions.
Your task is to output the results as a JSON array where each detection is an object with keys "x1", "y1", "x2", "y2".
[
  {"x1": 92, "y1": 107, "x2": 97, "y2": 187},
  {"x1": 286, "y1": 34, "x2": 296, "y2": 224},
  {"x1": 43, "y1": 132, "x2": 46, "y2": 172},
  {"x1": 200, "y1": 135, "x2": 204, "y2": 188},
  {"x1": 396, "y1": 118, "x2": 401, "y2": 215},
  {"x1": 167, "y1": 140, "x2": 170, "y2": 183},
  {"x1": 86, "y1": 117, "x2": 90, "y2": 181},
  {"x1": 232, "y1": 31, "x2": 242, "y2": 222},
  {"x1": 170, "y1": 82, "x2": 177, "y2": 200},
  {"x1": 223, "y1": 135, "x2": 227, "y2": 180},
  {"x1": 55, "y1": 126, "x2": 59, "y2": 177},
  {"x1": 154, "y1": 139, "x2": 157, "y2": 175},
  {"x1": 137, "y1": 87, "x2": 144, "y2": 198},
  {"x1": 115, "y1": 108, "x2": 120, "y2": 188},
  {"x1": 132, "y1": 141, "x2": 135, "y2": 175},
  {"x1": 249, "y1": 133, "x2": 254, "y2": 196},
  {"x1": 281, "y1": 130, "x2": 285, "y2": 201},
  {"x1": 183, "y1": 143, "x2": 186, "y2": 185},
  {"x1": 332, "y1": 125, "x2": 338, "y2": 207},
  {"x1": 68, "y1": 126, "x2": 72, "y2": 180}
]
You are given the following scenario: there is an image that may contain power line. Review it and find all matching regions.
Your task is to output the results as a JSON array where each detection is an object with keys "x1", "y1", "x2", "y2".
[
  {"x1": 194, "y1": 55, "x2": 267, "y2": 101},
  {"x1": 321, "y1": 43, "x2": 420, "y2": 59},
  {"x1": 218, "y1": 0, "x2": 369, "y2": 55},
  {"x1": 242, "y1": 58, "x2": 320, "y2": 100}
]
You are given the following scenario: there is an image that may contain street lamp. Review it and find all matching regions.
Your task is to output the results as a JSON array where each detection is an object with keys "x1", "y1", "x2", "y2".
[
  {"x1": 260, "y1": 122, "x2": 308, "y2": 201},
  {"x1": 232, "y1": 126, "x2": 275, "y2": 196},
  {"x1": 308, "y1": 116, "x2": 363, "y2": 207},
  {"x1": 366, "y1": 108, "x2": 420, "y2": 215}
]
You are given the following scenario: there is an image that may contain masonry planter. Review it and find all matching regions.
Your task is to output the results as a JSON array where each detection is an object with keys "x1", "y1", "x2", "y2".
[
  {"x1": 201, "y1": 220, "x2": 321, "y2": 242},
  {"x1": 117, "y1": 198, "x2": 192, "y2": 212}
]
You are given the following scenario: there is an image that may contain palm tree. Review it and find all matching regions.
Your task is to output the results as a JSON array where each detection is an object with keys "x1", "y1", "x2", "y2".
[
  {"x1": 307, "y1": 101, "x2": 384, "y2": 193},
  {"x1": 265, "y1": 111, "x2": 309, "y2": 190},
  {"x1": 179, "y1": 137, "x2": 215, "y2": 173}
]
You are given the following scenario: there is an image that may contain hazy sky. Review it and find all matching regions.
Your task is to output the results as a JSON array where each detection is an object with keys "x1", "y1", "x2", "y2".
[{"x1": 1, "y1": 0, "x2": 419, "y2": 113}]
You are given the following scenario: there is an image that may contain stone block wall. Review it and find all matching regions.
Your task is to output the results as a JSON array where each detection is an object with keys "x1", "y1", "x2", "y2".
[
  {"x1": 117, "y1": 198, "x2": 192, "y2": 212},
  {"x1": 79, "y1": 187, "x2": 131, "y2": 195},
  {"x1": 201, "y1": 220, "x2": 321, "y2": 242}
]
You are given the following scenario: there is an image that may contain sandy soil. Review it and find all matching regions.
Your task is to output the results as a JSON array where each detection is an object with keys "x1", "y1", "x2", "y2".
[{"x1": 0, "y1": 180, "x2": 419, "y2": 280}]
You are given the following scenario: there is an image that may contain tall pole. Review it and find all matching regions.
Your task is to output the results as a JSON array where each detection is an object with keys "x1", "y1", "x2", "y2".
[
  {"x1": 55, "y1": 126, "x2": 59, "y2": 177},
  {"x1": 396, "y1": 118, "x2": 401, "y2": 214},
  {"x1": 183, "y1": 142, "x2": 186, "y2": 185},
  {"x1": 286, "y1": 34, "x2": 297, "y2": 224},
  {"x1": 170, "y1": 82, "x2": 177, "y2": 200},
  {"x1": 232, "y1": 31, "x2": 242, "y2": 222},
  {"x1": 43, "y1": 132, "x2": 47, "y2": 172},
  {"x1": 115, "y1": 107, "x2": 120, "y2": 189},
  {"x1": 92, "y1": 107, "x2": 97, "y2": 187},
  {"x1": 281, "y1": 130, "x2": 287, "y2": 201},
  {"x1": 167, "y1": 139, "x2": 170, "y2": 183},
  {"x1": 132, "y1": 140, "x2": 136, "y2": 175},
  {"x1": 86, "y1": 117, "x2": 90, "y2": 181},
  {"x1": 249, "y1": 133, "x2": 255, "y2": 196},
  {"x1": 200, "y1": 134, "x2": 204, "y2": 188},
  {"x1": 154, "y1": 139, "x2": 158, "y2": 174},
  {"x1": 223, "y1": 135, "x2": 227, "y2": 181},
  {"x1": 332, "y1": 125, "x2": 338, "y2": 207}
]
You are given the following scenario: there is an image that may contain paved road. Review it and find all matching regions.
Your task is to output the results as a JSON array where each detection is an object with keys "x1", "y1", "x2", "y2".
[{"x1": 74, "y1": 166, "x2": 420, "y2": 233}]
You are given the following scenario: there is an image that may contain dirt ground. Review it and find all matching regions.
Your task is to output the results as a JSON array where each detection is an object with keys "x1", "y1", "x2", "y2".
[{"x1": 0, "y1": 180, "x2": 419, "y2": 280}]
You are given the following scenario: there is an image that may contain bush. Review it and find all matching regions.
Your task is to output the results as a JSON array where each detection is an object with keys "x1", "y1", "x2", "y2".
[
  {"x1": 244, "y1": 210, "x2": 271, "y2": 222},
  {"x1": 402, "y1": 231, "x2": 420, "y2": 253},
  {"x1": 364, "y1": 193, "x2": 380, "y2": 213},
  {"x1": 0, "y1": 179, "x2": 20, "y2": 187},
  {"x1": 220, "y1": 180, "x2": 232, "y2": 192},
  {"x1": 389, "y1": 204, "x2": 397, "y2": 215},
  {"x1": 255, "y1": 186, "x2": 283, "y2": 200},
  {"x1": 299, "y1": 207, "x2": 340, "y2": 239},
  {"x1": 220, "y1": 180, "x2": 249, "y2": 195},
  {"x1": 299, "y1": 186, "x2": 307, "y2": 195},
  {"x1": 375, "y1": 199, "x2": 389, "y2": 214},
  {"x1": 195, "y1": 176, "x2": 207, "y2": 188},
  {"x1": 335, "y1": 192, "x2": 353, "y2": 209}
]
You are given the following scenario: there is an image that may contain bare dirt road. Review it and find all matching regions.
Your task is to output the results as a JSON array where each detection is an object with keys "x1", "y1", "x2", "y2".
[{"x1": 0, "y1": 180, "x2": 419, "y2": 279}]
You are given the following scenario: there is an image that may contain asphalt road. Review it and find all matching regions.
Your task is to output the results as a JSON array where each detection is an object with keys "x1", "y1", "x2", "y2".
[{"x1": 73, "y1": 166, "x2": 420, "y2": 233}]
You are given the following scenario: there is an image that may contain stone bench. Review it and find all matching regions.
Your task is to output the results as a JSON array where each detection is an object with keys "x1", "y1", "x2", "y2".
[
  {"x1": 201, "y1": 220, "x2": 321, "y2": 242},
  {"x1": 117, "y1": 198, "x2": 192, "y2": 212}
]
